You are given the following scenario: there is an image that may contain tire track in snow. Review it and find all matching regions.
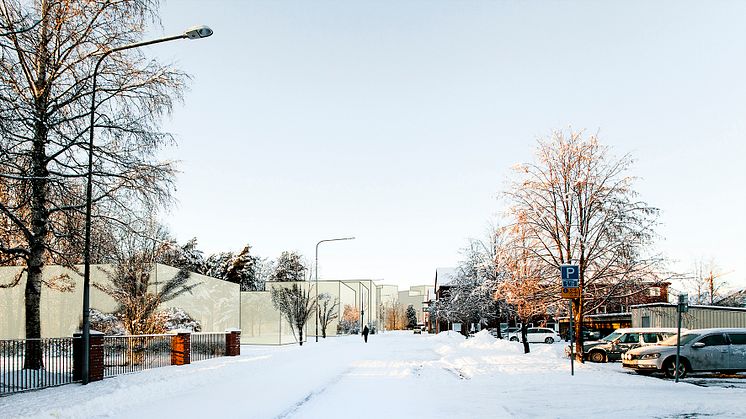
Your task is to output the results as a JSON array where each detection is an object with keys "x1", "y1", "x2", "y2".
[{"x1": 273, "y1": 367, "x2": 352, "y2": 419}]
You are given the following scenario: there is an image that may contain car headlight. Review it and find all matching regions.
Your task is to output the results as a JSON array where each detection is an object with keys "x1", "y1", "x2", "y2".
[{"x1": 639, "y1": 353, "x2": 660, "y2": 360}]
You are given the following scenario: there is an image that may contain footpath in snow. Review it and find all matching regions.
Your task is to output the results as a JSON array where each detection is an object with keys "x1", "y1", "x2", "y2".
[{"x1": 2, "y1": 330, "x2": 745, "y2": 418}]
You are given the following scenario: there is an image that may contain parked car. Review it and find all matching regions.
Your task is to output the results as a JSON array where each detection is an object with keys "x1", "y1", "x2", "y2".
[
  {"x1": 506, "y1": 327, "x2": 562, "y2": 344},
  {"x1": 581, "y1": 328, "x2": 679, "y2": 363},
  {"x1": 582, "y1": 328, "x2": 602, "y2": 341},
  {"x1": 622, "y1": 328, "x2": 746, "y2": 378},
  {"x1": 502, "y1": 327, "x2": 521, "y2": 339}
]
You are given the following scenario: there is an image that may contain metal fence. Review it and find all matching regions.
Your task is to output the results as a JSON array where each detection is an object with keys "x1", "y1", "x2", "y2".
[
  {"x1": 0, "y1": 337, "x2": 78, "y2": 396},
  {"x1": 1, "y1": 332, "x2": 232, "y2": 397},
  {"x1": 103, "y1": 335, "x2": 172, "y2": 378},
  {"x1": 190, "y1": 332, "x2": 226, "y2": 362}
]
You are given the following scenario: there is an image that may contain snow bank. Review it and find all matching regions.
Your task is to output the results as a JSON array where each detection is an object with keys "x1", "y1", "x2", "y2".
[{"x1": 2, "y1": 332, "x2": 744, "y2": 419}]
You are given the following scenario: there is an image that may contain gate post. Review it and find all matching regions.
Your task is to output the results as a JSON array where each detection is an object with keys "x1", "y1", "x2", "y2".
[
  {"x1": 170, "y1": 332, "x2": 191, "y2": 366},
  {"x1": 226, "y1": 329, "x2": 241, "y2": 356}
]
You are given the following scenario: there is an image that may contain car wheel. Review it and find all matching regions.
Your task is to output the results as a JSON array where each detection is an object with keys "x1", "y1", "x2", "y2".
[
  {"x1": 589, "y1": 351, "x2": 606, "y2": 363},
  {"x1": 545, "y1": 337, "x2": 554, "y2": 344},
  {"x1": 510, "y1": 337, "x2": 519, "y2": 342},
  {"x1": 664, "y1": 358, "x2": 688, "y2": 379}
]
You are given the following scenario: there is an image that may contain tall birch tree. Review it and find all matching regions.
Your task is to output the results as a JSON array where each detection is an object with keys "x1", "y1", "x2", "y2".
[{"x1": 0, "y1": 0, "x2": 187, "y2": 368}]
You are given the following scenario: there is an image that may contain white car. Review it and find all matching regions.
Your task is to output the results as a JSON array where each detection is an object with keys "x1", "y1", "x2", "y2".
[
  {"x1": 506, "y1": 327, "x2": 562, "y2": 344},
  {"x1": 623, "y1": 328, "x2": 746, "y2": 378}
]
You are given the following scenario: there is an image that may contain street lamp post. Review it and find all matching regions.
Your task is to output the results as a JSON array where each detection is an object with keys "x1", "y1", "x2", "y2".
[
  {"x1": 314, "y1": 237, "x2": 355, "y2": 343},
  {"x1": 81, "y1": 25, "x2": 213, "y2": 385}
]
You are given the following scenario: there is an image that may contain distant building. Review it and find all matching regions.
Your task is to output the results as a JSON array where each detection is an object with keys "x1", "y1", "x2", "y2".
[
  {"x1": 431, "y1": 267, "x2": 458, "y2": 333},
  {"x1": 558, "y1": 281, "x2": 671, "y2": 337},
  {"x1": 397, "y1": 285, "x2": 433, "y2": 325},
  {"x1": 631, "y1": 302, "x2": 746, "y2": 329}
]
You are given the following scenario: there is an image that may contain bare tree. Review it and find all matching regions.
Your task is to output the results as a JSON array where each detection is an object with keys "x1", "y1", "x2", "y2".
[
  {"x1": 504, "y1": 129, "x2": 661, "y2": 359},
  {"x1": 94, "y1": 223, "x2": 198, "y2": 335},
  {"x1": 687, "y1": 257, "x2": 732, "y2": 305},
  {"x1": 496, "y1": 224, "x2": 556, "y2": 353},
  {"x1": 0, "y1": 0, "x2": 187, "y2": 368},
  {"x1": 317, "y1": 292, "x2": 339, "y2": 338},
  {"x1": 383, "y1": 302, "x2": 406, "y2": 330},
  {"x1": 269, "y1": 283, "x2": 316, "y2": 346}
]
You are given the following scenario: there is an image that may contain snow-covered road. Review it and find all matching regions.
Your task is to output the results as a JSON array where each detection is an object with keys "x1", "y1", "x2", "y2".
[{"x1": 2, "y1": 331, "x2": 745, "y2": 418}]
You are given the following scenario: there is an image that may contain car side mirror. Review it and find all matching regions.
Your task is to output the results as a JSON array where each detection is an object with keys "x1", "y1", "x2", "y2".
[{"x1": 692, "y1": 342, "x2": 705, "y2": 349}]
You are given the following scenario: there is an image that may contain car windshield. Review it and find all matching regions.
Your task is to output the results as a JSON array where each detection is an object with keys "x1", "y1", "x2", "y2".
[
  {"x1": 659, "y1": 333, "x2": 699, "y2": 346},
  {"x1": 602, "y1": 332, "x2": 621, "y2": 342}
]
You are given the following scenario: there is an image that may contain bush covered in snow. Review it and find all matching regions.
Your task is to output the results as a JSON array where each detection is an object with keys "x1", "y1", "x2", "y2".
[
  {"x1": 159, "y1": 307, "x2": 202, "y2": 332},
  {"x1": 83, "y1": 307, "x2": 201, "y2": 335}
]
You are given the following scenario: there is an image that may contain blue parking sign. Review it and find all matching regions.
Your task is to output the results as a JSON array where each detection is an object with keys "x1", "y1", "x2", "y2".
[
  {"x1": 561, "y1": 265, "x2": 579, "y2": 289},
  {"x1": 561, "y1": 265, "x2": 579, "y2": 281}
]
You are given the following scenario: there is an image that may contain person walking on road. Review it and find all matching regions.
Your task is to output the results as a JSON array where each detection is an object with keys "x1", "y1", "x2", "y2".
[{"x1": 362, "y1": 325, "x2": 370, "y2": 343}]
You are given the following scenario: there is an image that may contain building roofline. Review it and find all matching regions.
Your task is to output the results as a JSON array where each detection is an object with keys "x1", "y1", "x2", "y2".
[{"x1": 631, "y1": 302, "x2": 746, "y2": 312}]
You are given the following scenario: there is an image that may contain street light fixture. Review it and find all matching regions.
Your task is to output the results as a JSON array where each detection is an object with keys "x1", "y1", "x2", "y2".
[
  {"x1": 81, "y1": 25, "x2": 213, "y2": 385},
  {"x1": 315, "y1": 237, "x2": 355, "y2": 343}
]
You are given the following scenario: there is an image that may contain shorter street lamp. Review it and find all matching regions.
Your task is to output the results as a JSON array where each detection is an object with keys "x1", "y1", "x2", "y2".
[
  {"x1": 81, "y1": 24, "x2": 213, "y2": 385},
  {"x1": 315, "y1": 237, "x2": 355, "y2": 342}
]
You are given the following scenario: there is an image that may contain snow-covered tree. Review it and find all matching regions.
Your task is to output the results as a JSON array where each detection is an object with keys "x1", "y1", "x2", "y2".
[
  {"x1": 269, "y1": 251, "x2": 306, "y2": 282},
  {"x1": 318, "y1": 292, "x2": 339, "y2": 338},
  {"x1": 504, "y1": 129, "x2": 662, "y2": 359},
  {"x1": 405, "y1": 305, "x2": 418, "y2": 329},
  {"x1": 204, "y1": 244, "x2": 263, "y2": 291},
  {"x1": 269, "y1": 283, "x2": 316, "y2": 346},
  {"x1": 441, "y1": 239, "x2": 506, "y2": 333},
  {"x1": 157, "y1": 238, "x2": 205, "y2": 273},
  {"x1": 338, "y1": 304, "x2": 360, "y2": 334}
]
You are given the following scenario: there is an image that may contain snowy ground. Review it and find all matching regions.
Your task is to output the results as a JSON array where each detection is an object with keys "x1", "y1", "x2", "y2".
[{"x1": 2, "y1": 330, "x2": 745, "y2": 418}]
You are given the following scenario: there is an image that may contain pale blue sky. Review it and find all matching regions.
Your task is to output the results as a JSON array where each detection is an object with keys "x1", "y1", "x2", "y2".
[{"x1": 145, "y1": 0, "x2": 745, "y2": 290}]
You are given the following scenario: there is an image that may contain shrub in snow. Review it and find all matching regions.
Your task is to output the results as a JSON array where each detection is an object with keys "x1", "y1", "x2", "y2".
[
  {"x1": 338, "y1": 304, "x2": 360, "y2": 334},
  {"x1": 159, "y1": 307, "x2": 202, "y2": 332},
  {"x1": 84, "y1": 309, "x2": 126, "y2": 335}
]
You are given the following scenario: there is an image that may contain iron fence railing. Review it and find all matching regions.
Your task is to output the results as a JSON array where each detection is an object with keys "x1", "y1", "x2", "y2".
[
  {"x1": 103, "y1": 335, "x2": 172, "y2": 378},
  {"x1": 1, "y1": 332, "x2": 234, "y2": 396},
  {"x1": 0, "y1": 337, "x2": 78, "y2": 396},
  {"x1": 190, "y1": 333, "x2": 226, "y2": 362}
]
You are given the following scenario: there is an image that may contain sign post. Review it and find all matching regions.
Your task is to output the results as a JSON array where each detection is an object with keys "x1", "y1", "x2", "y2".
[
  {"x1": 561, "y1": 264, "x2": 580, "y2": 376},
  {"x1": 675, "y1": 293, "x2": 688, "y2": 383}
]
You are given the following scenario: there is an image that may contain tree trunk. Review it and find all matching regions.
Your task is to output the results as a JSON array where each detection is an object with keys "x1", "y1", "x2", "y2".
[
  {"x1": 521, "y1": 323, "x2": 530, "y2": 354},
  {"x1": 23, "y1": 2, "x2": 52, "y2": 370},
  {"x1": 495, "y1": 301, "x2": 502, "y2": 339},
  {"x1": 298, "y1": 327, "x2": 304, "y2": 346},
  {"x1": 573, "y1": 297, "x2": 584, "y2": 363},
  {"x1": 24, "y1": 260, "x2": 43, "y2": 369}
]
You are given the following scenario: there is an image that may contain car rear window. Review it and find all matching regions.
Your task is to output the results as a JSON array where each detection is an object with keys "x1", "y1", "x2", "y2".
[{"x1": 728, "y1": 333, "x2": 746, "y2": 345}]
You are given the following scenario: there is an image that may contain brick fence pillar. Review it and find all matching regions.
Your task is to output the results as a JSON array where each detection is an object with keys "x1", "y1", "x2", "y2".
[
  {"x1": 171, "y1": 332, "x2": 191, "y2": 366},
  {"x1": 225, "y1": 330, "x2": 241, "y2": 356},
  {"x1": 73, "y1": 331, "x2": 105, "y2": 382}
]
